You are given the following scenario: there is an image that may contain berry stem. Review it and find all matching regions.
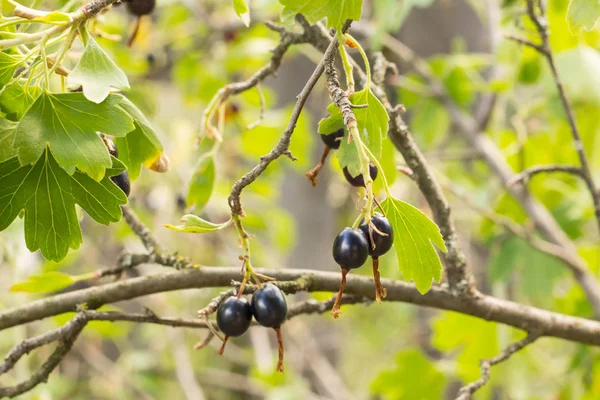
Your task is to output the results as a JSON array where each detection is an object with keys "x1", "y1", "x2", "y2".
[
  {"x1": 305, "y1": 145, "x2": 331, "y2": 186},
  {"x1": 331, "y1": 268, "x2": 349, "y2": 319},
  {"x1": 274, "y1": 327, "x2": 285, "y2": 373},
  {"x1": 338, "y1": 42, "x2": 355, "y2": 95},
  {"x1": 217, "y1": 335, "x2": 229, "y2": 355},
  {"x1": 233, "y1": 214, "x2": 261, "y2": 287},
  {"x1": 126, "y1": 16, "x2": 142, "y2": 48},
  {"x1": 372, "y1": 257, "x2": 386, "y2": 303}
]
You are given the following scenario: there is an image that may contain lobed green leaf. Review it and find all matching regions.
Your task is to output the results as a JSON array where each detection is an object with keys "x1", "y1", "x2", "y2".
[
  {"x1": 279, "y1": 0, "x2": 363, "y2": 31},
  {"x1": 381, "y1": 196, "x2": 447, "y2": 293}
]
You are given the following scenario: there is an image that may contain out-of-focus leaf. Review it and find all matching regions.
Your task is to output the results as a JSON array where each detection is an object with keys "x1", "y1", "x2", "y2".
[
  {"x1": 187, "y1": 156, "x2": 215, "y2": 211},
  {"x1": 567, "y1": 0, "x2": 600, "y2": 32},
  {"x1": 232, "y1": 0, "x2": 250, "y2": 27},
  {"x1": 371, "y1": 350, "x2": 445, "y2": 399},
  {"x1": 279, "y1": 0, "x2": 363, "y2": 31},
  {"x1": 10, "y1": 271, "x2": 75, "y2": 293},
  {"x1": 165, "y1": 214, "x2": 232, "y2": 233}
]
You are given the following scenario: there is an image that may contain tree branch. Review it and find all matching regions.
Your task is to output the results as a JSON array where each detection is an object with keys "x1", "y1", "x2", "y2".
[
  {"x1": 507, "y1": 164, "x2": 584, "y2": 187},
  {"x1": 2, "y1": 267, "x2": 600, "y2": 347},
  {"x1": 455, "y1": 332, "x2": 541, "y2": 399}
]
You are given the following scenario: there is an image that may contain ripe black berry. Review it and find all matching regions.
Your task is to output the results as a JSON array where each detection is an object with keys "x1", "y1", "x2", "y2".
[
  {"x1": 216, "y1": 297, "x2": 252, "y2": 337},
  {"x1": 251, "y1": 284, "x2": 288, "y2": 328},
  {"x1": 111, "y1": 171, "x2": 131, "y2": 197},
  {"x1": 320, "y1": 128, "x2": 344, "y2": 150},
  {"x1": 343, "y1": 162, "x2": 378, "y2": 187},
  {"x1": 332, "y1": 227, "x2": 369, "y2": 269},
  {"x1": 125, "y1": 0, "x2": 155, "y2": 16},
  {"x1": 360, "y1": 213, "x2": 394, "y2": 257}
]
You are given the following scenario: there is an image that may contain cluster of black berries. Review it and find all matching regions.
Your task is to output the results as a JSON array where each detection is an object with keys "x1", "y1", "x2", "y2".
[
  {"x1": 331, "y1": 213, "x2": 393, "y2": 317},
  {"x1": 307, "y1": 127, "x2": 379, "y2": 187},
  {"x1": 217, "y1": 284, "x2": 288, "y2": 372},
  {"x1": 103, "y1": 136, "x2": 131, "y2": 197}
]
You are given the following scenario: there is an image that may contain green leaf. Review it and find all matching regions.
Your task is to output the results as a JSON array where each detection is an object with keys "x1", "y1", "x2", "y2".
[
  {"x1": 381, "y1": 196, "x2": 446, "y2": 293},
  {"x1": 232, "y1": 0, "x2": 250, "y2": 27},
  {"x1": 69, "y1": 36, "x2": 130, "y2": 104},
  {"x1": 115, "y1": 95, "x2": 163, "y2": 180},
  {"x1": 279, "y1": 0, "x2": 363, "y2": 31},
  {"x1": 0, "y1": 51, "x2": 22, "y2": 86},
  {"x1": 187, "y1": 156, "x2": 215, "y2": 211},
  {"x1": 0, "y1": 83, "x2": 38, "y2": 120},
  {"x1": 0, "y1": 118, "x2": 17, "y2": 162},
  {"x1": 567, "y1": 0, "x2": 600, "y2": 32},
  {"x1": 14, "y1": 92, "x2": 134, "y2": 181},
  {"x1": 370, "y1": 350, "x2": 445, "y2": 399},
  {"x1": 33, "y1": 11, "x2": 71, "y2": 25},
  {"x1": 165, "y1": 214, "x2": 232, "y2": 233},
  {"x1": 10, "y1": 271, "x2": 75, "y2": 293},
  {"x1": 321, "y1": 88, "x2": 389, "y2": 177},
  {"x1": 0, "y1": 150, "x2": 128, "y2": 261}
]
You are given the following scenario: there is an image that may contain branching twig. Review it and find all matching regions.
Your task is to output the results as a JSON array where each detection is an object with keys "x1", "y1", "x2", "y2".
[
  {"x1": 121, "y1": 205, "x2": 161, "y2": 253},
  {"x1": 227, "y1": 20, "x2": 352, "y2": 215},
  {"x1": 507, "y1": 165, "x2": 584, "y2": 187},
  {"x1": 455, "y1": 332, "x2": 541, "y2": 399},
  {"x1": 523, "y1": 0, "x2": 600, "y2": 235}
]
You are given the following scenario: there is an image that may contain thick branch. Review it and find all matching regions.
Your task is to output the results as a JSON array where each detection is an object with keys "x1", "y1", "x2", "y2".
[
  {"x1": 455, "y1": 332, "x2": 541, "y2": 399},
  {"x1": 2, "y1": 268, "x2": 600, "y2": 347}
]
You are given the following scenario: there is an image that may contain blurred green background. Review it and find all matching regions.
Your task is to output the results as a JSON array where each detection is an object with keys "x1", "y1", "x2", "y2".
[{"x1": 2, "y1": 0, "x2": 600, "y2": 398}]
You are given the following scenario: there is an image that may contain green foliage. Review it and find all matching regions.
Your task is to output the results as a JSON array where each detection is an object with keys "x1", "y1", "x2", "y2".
[
  {"x1": 320, "y1": 88, "x2": 389, "y2": 176},
  {"x1": 10, "y1": 271, "x2": 76, "y2": 293},
  {"x1": 14, "y1": 92, "x2": 134, "y2": 180},
  {"x1": 187, "y1": 156, "x2": 215, "y2": 211},
  {"x1": 279, "y1": 0, "x2": 363, "y2": 30},
  {"x1": 567, "y1": 0, "x2": 600, "y2": 32},
  {"x1": 381, "y1": 196, "x2": 447, "y2": 293},
  {"x1": 69, "y1": 36, "x2": 130, "y2": 104},
  {"x1": 371, "y1": 350, "x2": 446, "y2": 399},
  {"x1": 0, "y1": 151, "x2": 128, "y2": 261}
]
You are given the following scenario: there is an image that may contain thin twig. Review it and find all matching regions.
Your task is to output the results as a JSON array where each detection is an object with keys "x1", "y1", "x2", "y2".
[
  {"x1": 524, "y1": 0, "x2": 600, "y2": 236},
  {"x1": 227, "y1": 20, "x2": 352, "y2": 215},
  {"x1": 455, "y1": 332, "x2": 541, "y2": 399},
  {"x1": 507, "y1": 164, "x2": 584, "y2": 187},
  {"x1": 121, "y1": 205, "x2": 161, "y2": 253}
]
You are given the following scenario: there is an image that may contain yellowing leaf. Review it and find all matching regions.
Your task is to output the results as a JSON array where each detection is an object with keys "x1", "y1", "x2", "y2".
[
  {"x1": 165, "y1": 214, "x2": 232, "y2": 233},
  {"x1": 69, "y1": 36, "x2": 130, "y2": 104},
  {"x1": 381, "y1": 196, "x2": 446, "y2": 293},
  {"x1": 33, "y1": 11, "x2": 71, "y2": 25},
  {"x1": 232, "y1": 0, "x2": 250, "y2": 27}
]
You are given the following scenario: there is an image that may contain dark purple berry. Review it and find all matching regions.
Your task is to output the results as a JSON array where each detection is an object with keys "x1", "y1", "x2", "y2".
[
  {"x1": 251, "y1": 284, "x2": 288, "y2": 328},
  {"x1": 125, "y1": 0, "x2": 155, "y2": 16},
  {"x1": 332, "y1": 227, "x2": 369, "y2": 269},
  {"x1": 360, "y1": 213, "x2": 393, "y2": 257},
  {"x1": 343, "y1": 162, "x2": 378, "y2": 187},
  {"x1": 217, "y1": 297, "x2": 252, "y2": 337},
  {"x1": 111, "y1": 171, "x2": 131, "y2": 197},
  {"x1": 320, "y1": 128, "x2": 344, "y2": 150}
]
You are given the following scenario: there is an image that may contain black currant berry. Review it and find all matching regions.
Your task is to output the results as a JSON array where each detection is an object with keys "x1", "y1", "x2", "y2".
[
  {"x1": 216, "y1": 297, "x2": 252, "y2": 337},
  {"x1": 125, "y1": 0, "x2": 155, "y2": 16},
  {"x1": 251, "y1": 284, "x2": 288, "y2": 328},
  {"x1": 343, "y1": 162, "x2": 378, "y2": 187},
  {"x1": 332, "y1": 227, "x2": 369, "y2": 269},
  {"x1": 360, "y1": 213, "x2": 394, "y2": 257},
  {"x1": 111, "y1": 171, "x2": 131, "y2": 197},
  {"x1": 320, "y1": 128, "x2": 344, "y2": 150}
]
